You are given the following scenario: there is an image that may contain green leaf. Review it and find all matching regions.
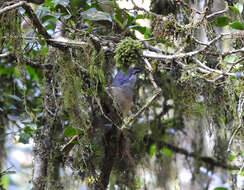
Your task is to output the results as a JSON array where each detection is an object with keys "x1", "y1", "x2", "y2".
[
  {"x1": 229, "y1": 154, "x2": 236, "y2": 161},
  {"x1": 0, "y1": 67, "x2": 14, "y2": 75},
  {"x1": 240, "y1": 171, "x2": 244, "y2": 176},
  {"x1": 19, "y1": 133, "x2": 31, "y2": 144},
  {"x1": 229, "y1": 3, "x2": 243, "y2": 14},
  {"x1": 214, "y1": 188, "x2": 228, "y2": 190},
  {"x1": 77, "y1": 129, "x2": 84, "y2": 135},
  {"x1": 229, "y1": 21, "x2": 244, "y2": 30},
  {"x1": 39, "y1": 38, "x2": 47, "y2": 46},
  {"x1": 7, "y1": 94, "x2": 22, "y2": 102},
  {"x1": 67, "y1": 20, "x2": 75, "y2": 27},
  {"x1": 229, "y1": 6, "x2": 240, "y2": 14},
  {"x1": 43, "y1": 0, "x2": 55, "y2": 9},
  {"x1": 130, "y1": 25, "x2": 147, "y2": 34},
  {"x1": 87, "y1": 88, "x2": 93, "y2": 95},
  {"x1": 13, "y1": 68, "x2": 21, "y2": 78},
  {"x1": 115, "y1": 8, "x2": 123, "y2": 26},
  {"x1": 81, "y1": 8, "x2": 112, "y2": 22},
  {"x1": 215, "y1": 17, "x2": 230, "y2": 27},
  {"x1": 45, "y1": 23, "x2": 55, "y2": 30},
  {"x1": 124, "y1": 12, "x2": 134, "y2": 26},
  {"x1": 149, "y1": 144, "x2": 157, "y2": 157},
  {"x1": 144, "y1": 27, "x2": 151, "y2": 39},
  {"x1": 70, "y1": 0, "x2": 86, "y2": 9},
  {"x1": 236, "y1": 2, "x2": 243, "y2": 14},
  {"x1": 24, "y1": 125, "x2": 36, "y2": 135},
  {"x1": 136, "y1": 14, "x2": 147, "y2": 19},
  {"x1": 63, "y1": 126, "x2": 83, "y2": 137},
  {"x1": 41, "y1": 47, "x2": 49, "y2": 57},
  {"x1": 26, "y1": 65, "x2": 38, "y2": 80},
  {"x1": 0, "y1": 175, "x2": 8, "y2": 189},
  {"x1": 41, "y1": 15, "x2": 58, "y2": 23},
  {"x1": 161, "y1": 148, "x2": 172, "y2": 157},
  {"x1": 224, "y1": 55, "x2": 238, "y2": 63},
  {"x1": 64, "y1": 126, "x2": 76, "y2": 137}
]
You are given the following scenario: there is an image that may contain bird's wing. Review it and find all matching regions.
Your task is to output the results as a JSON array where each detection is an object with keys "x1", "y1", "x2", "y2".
[{"x1": 111, "y1": 71, "x2": 127, "y2": 86}]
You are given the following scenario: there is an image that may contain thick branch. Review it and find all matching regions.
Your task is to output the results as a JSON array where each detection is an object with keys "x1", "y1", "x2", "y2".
[
  {"x1": 21, "y1": 3, "x2": 51, "y2": 39},
  {"x1": 142, "y1": 32, "x2": 237, "y2": 60},
  {"x1": 20, "y1": 3, "x2": 69, "y2": 50},
  {"x1": 143, "y1": 34, "x2": 222, "y2": 59},
  {"x1": 0, "y1": 52, "x2": 14, "y2": 58}
]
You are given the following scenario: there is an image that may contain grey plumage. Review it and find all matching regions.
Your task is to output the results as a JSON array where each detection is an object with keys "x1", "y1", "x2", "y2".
[{"x1": 110, "y1": 68, "x2": 140, "y2": 116}]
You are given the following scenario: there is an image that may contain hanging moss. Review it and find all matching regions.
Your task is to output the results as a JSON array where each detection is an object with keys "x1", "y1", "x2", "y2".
[
  {"x1": 86, "y1": 39, "x2": 106, "y2": 94},
  {"x1": 179, "y1": 77, "x2": 236, "y2": 127},
  {"x1": 57, "y1": 38, "x2": 106, "y2": 137},
  {"x1": 151, "y1": 14, "x2": 184, "y2": 45},
  {"x1": 0, "y1": 9, "x2": 22, "y2": 55}
]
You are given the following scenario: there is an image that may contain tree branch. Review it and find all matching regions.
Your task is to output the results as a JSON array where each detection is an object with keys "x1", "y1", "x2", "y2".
[
  {"x1": 143, "y1": 33, "x2": 227, "y2": 59},
  {"x1": 160, "y1": 140, "x2": 239, "y2": 170},
  {"x1": 21, "y1": 3, "x2": 51, "y2": 39},
  {"x1": 206, "y1": 9, "x2": 227, "y2": 19},
  {"x1": 193, "y1": 58, "x2": 236, "y2": 77},
  {"x1": 0, "y1": 52, "x2": 14, "y2": 58},
  {"x1": 0, "y1": 51, "x2": 50, "y2": 69},
  {"x1": 121, "y1": 88, "x2": 161, "y2": 130},
  {"x1": 227, "y1": 92, "x2": 244, "y2": 152},
  {"x1": 0, "y1": 166, "x2": 16, "y2": 177},
  {"x1": 0, "y1": 1, "x2": 25, "y2": 15}
]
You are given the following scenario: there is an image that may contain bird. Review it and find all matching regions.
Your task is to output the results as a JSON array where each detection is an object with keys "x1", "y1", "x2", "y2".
[{"x1": 109, "y1": 68, "x2": 140, "y2": 117}]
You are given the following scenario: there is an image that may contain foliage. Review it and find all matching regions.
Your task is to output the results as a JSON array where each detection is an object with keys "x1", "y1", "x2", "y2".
[{"x1": 0, "y1": 175, "x2": 8, "y2": 190}]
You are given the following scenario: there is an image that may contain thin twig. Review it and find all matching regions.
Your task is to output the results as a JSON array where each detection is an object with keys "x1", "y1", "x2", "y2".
[
  {"x1": 120, "y1": 88, "x2": 161, "y2": 129},
  {"x1": 174, "y1": 0, "x2": 205, "y2": 14},
  {"x1": 238, "y1": 162, "x2": 244, "y2": 175},
  {"x1": 130, "y1": 0, "x2": 157, "y2": 16},
  {"x1": 61, "y1": 135, "x2": 79, "y2": 156},
  {"x1": 119, "y1": 58, "x2": 161, "y2": 129},
  {"x1": 205, "y1": 56, "x2": 244, "y2": 83},
  {"x1": 144, "y1": 58, "x2": 158, "y2": 88},
  {"x1": 193, "y1": 58, "x2": 236, "y2": 77},
  {"x1": 0, "y1": 166, "x2": 16, "y2": 177},
  {"x1": 0, "y1": 1, "x2": 25, "y2": 15},
  {"x1": 1, "y1": 36, "x2": 89, "y2": 49},
  {"x1": 227, "y1": 92, "x2": 244, "y2": 152},
  {"x1": 206, "y1": 9, "x2": 227, "y2": 19},
  {"x1": 142, "y1": 41, "x2": 163, "y2": 53}
]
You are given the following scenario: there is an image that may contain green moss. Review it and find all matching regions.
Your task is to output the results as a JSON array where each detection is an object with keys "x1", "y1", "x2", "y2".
[{"x1": 114, "y1": 37, "x2": 143, "y2": 70}]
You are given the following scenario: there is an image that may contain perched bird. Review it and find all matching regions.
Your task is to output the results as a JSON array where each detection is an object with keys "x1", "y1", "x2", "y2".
[{"x1": 109, "y1": 68, "x2": 140, "y2": 116}]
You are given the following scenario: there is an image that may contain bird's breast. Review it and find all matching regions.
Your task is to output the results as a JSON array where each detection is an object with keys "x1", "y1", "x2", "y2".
[{"x1": 110, "y1": 87, "x2": 133, "y2": 116}]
